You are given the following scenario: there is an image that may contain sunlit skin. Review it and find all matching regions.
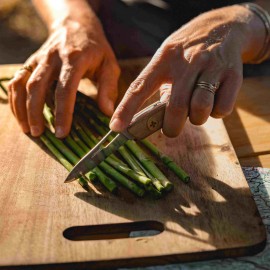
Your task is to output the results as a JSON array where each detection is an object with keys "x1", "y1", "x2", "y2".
[{"x1": 7, "y1": 0, "x2": 270, "y2": 139}]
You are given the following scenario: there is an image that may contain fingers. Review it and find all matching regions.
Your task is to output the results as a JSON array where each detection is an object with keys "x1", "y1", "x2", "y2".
[
  {"x1": 8, "y1": 66, "x2": 34, "y2": 133},
  {"x1": 97, "y1": 59, "x2": 120, "y2": 116},
  {"x1": 162, "y1": 69, "x2": 198, "y2": 137},
  {"x1": 54, "y1": 62, "x2": 84, "y2": 138},
  {"x1": 26, "y1": 62, "x2": 55, "y2": 136},
  {"x1": 211, "y1": 66, "x2": 243, "y2": 118},
  {"x1": 189, "y1": 72, "x2": 223, "y2": 126},
  {"x1": 110, "y1": 54, "x2": 168, "y2": 132}
]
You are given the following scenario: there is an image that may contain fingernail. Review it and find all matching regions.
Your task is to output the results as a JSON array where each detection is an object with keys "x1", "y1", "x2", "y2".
[
  {"x1": 109, "y1": 118, "x2": 123, "y2": 132},
  {"x1": 30, "y1": 126, "x2": 41, "y2": 137},
  {"x1": 55, "y1": 126, "x2": 65, "y2": 138}
]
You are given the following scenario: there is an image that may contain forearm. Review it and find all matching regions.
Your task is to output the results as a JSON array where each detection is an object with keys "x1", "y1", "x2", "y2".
[{"x1": 31, "y1": 0, "x2": 101, "y2": 33}]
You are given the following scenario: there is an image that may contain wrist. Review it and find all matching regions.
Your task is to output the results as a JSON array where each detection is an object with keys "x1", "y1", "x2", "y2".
[
  {"x1": 49, "y1": 3, "x2": 102, "y2": 34},
  {"x1": 239, "y1": 3, "x2": 270, "y2": 63},
  {"x1": 50, "y1": 12, "x2": 103, "y2": 34}
]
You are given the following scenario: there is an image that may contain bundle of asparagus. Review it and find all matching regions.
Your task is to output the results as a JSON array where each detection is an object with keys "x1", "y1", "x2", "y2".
[{"x1": 0, "y1": 78, "x2": 190, "y2": 199}]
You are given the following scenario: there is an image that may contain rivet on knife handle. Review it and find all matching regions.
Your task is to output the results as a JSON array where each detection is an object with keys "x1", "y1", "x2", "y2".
[{"x1": 127, "y1": 101, "x2": 166, "y2": 140}]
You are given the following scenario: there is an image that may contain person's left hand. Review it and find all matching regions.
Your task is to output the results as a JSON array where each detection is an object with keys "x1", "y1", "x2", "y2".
[{"x1": 110, "y1": 4, "x2": 264, "y2": 137}]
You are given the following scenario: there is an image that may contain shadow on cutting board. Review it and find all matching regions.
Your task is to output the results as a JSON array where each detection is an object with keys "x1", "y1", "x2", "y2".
[{"x1": 71, "y1": 119, "x2": 266, "y2": 254}]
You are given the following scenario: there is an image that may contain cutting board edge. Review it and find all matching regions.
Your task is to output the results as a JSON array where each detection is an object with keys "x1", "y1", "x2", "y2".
[{"x1": 0, "y1": 236, "x2": 266, "y2": 270}]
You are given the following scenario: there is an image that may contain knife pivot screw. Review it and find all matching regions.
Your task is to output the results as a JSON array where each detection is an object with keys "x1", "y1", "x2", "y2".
[{"x1": 147, "y1": 117, "x2": 159, "y2": 131}]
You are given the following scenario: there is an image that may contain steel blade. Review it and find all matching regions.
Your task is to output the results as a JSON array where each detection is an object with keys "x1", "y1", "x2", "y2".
[{"x1": 64, "y1": 133, "x2": 129, "y2": 183}]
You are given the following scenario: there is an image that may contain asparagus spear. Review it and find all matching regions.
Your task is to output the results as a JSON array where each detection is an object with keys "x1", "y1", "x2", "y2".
[
  {"x1": 87, "y1": 117, "x2": 165, "y2": 192},
  {"x1": 0, "y1": 83, "x2": 7, "y2": 95},
  {"x1": 85, "y1": 99, "x2": 188, "y2": 186},
  {"x1": 70, "y1": 130, "x2": 89, "y2": 153},
  {"x1": 85, "y1": 103, "x2": 110, "y2": 126},
  {"x1": 0, "y1": 78, "x2": 12, "y2": 96},
  {"x1": 45, "y1": 129, "x2": 79, "y2": 165},
  {"x1": 141, "y1": 139, "x2": 190, "y2": 183},
  {"x1": 99, "y1": 162, "x2": 145, "y2": 197},
  {"x1": 46, "y1": 129, "x2": 117, "y2": 192},
  {"x1": 73, "y1": 122, "x2": 152, "y2": 187},
  {"x1": 126, "y1": 140, "x2": 173, "y2": 191},
  {"x1": 65, "y1": 134, "x2": 117, "y2": 192},
  {"x1": 43, "y1": 103, "x2": 55, "y2": 133},
  {"x1": 40, "y1": 134, "x2": 90, "y2": 191}
]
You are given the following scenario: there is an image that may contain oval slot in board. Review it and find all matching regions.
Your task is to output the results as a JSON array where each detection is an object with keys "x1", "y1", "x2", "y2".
[{"x1": 63, "y1": 220, "x2": 164, "y2": 241}]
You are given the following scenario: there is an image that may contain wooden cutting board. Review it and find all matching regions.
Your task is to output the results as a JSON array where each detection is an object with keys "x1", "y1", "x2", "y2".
[{"x1": 0, "y1": 62, "x2": 266, "y2": 270}]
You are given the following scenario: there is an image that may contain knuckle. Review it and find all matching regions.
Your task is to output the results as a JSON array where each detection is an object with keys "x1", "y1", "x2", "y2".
[
  {"x1": 126, "y1": 79, "x2": 148, "y2": 99},
  {"x1": 159, "y1": 42, "x2": 182, "y2": 59},
  {"x1": 26, "y1": 78, "x2": 40, "y2": 95},
  {"x1": 192, "y1": 50, "x2": 211, "y2": 65},
  {"x1": 61, "y1": 48, "x2": 82, "y2": 63},
  {"x1": 168, "y1": 98, "x2": 188, "y2": 114},
  {"x1": 225, "y1": 67, "x2": 243, "y2": 82}
]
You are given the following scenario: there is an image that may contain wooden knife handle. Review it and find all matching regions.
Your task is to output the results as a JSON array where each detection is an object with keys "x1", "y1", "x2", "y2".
[{"x1": 127, "y1": 101, "x2": 166, "y2": 140}]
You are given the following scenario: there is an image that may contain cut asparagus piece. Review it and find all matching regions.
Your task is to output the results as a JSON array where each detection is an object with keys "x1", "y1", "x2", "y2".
[
  {"x1": 64, "y1": 135, "x2": 96, "y2": 181},
  {"x1": 105, "y1": 156, "x2": 151, "y2": 186},
  {"x1": 141, "y1": 139, "x2": 190, "y2": 183},
  {"x1": 45, "y1": 131, "x2": 117, "y2": 192},
  {"x1": 40, "y1": 134, "x2": 90, "y2": 191},
  {"x1": 99, "y1": 161, "x2": 145, "y2": 197},
  {"x1": 45, "y1": 129, "x2": 79, "y2": 165},
  {"x1": 126, "y1": 140, "x2": 173, "y2": 191}
]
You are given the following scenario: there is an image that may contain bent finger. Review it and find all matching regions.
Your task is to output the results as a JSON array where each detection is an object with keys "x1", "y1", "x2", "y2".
[
  {"x1": 162, "y1": 64, "x2": 199, "y2": 137},
  {"x1": 189, "y1": 73, "x2": 222, "y2": 126},
  {"x1": 211, "y1": 67, "x2": 243, "y2": 119},
  {"x1": 8, "y1": 66, "x2": 33, "y2": 132},
  {"x1": 55, "y1": 63, "x2": 84, "y2": 138},
  {"x1": 97, "y1": 59, "x2": 120, "y2": 116},
  {"x1": 26, "y1": 63, "x2": 55, "y2": 136}
]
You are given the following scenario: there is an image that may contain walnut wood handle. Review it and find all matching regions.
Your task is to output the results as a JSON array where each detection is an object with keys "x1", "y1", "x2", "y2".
[{"x1": 127, "y1": 101, "x2": 166, "y2": 140}]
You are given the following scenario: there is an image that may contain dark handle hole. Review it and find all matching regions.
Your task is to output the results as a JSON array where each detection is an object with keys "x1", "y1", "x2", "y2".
[{"x1": 63, "y1": 220, "x2": 164, "y2": 241}]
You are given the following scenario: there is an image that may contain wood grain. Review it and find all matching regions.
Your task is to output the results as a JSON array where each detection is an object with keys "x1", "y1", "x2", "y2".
[
  {"x1": 0, "y1": 63, "x2": 266, "y2": 269},
  {"x1": 224, "y1": 76, "x2": 270, "y2": 167}
]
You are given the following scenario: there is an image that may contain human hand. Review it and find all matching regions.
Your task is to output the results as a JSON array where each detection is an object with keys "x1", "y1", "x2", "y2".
[
  {"x1": 110, "y1": 5, "x2": 264, "y2": 137},
  {"x1": 8, "y1": 17, "x2": 120, "y2": 138}
]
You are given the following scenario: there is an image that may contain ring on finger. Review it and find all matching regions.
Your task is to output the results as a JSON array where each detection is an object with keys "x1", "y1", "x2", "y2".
[
  {"x1": 20, "y1": 64, "x2": 33, "y2": 73},
  {"x1": 196, "y1": 81, "x2": 220, "y2": 95}
]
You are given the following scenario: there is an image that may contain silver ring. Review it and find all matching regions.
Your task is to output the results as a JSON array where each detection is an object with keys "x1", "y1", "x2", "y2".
[
  {"x1": 196, "y1": 81, "x2": 220, "y2": 95},
  {"x1": 20, "y1": 64, "x2": 33, "y2": 73}
]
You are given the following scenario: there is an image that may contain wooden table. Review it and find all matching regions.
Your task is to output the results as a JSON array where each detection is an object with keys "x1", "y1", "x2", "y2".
[
  {"x1": 1, "y1": 62, "x2": 270, "y2": 168},
  {"x1": 224, "y1": 76, "x2": 270, "y2": 168}
]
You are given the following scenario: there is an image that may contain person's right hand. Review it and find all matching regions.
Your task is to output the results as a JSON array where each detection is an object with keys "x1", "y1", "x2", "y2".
[{"x1": 8, "y1": 16, "x2": 120, "y2": 138}]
